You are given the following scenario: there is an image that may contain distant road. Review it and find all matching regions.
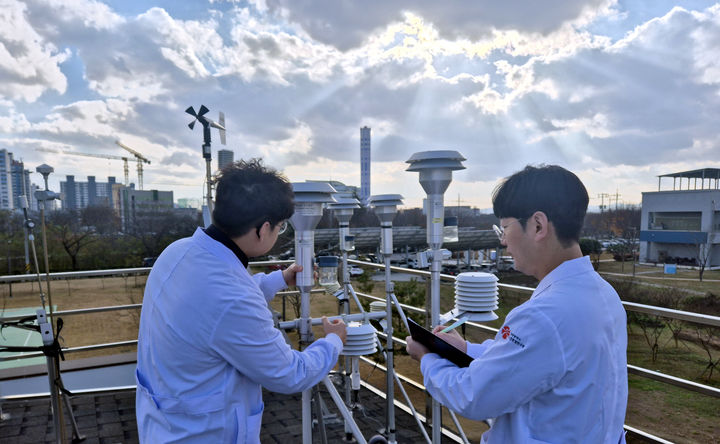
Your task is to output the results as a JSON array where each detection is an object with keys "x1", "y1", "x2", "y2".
[
  {"x1": 598, "y1": 272, "x2": 712, "y2": 296},
  {"x1": 600, "y1": 271, "x2": 720, "y2": 283}
]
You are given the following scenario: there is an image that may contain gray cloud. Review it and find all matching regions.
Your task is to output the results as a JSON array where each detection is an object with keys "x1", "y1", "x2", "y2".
[
  {"x1": 160, "y1": 150, "x2": 198, "y2": 167},
  {"x1": 265, "y1": 0, "x2": 613, "y2": 50}
]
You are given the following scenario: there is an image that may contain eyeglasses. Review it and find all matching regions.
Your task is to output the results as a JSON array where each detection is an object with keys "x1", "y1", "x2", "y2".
[
  {"x1": 492, "y1": 219, "x2": 523, "y2": 241},
  {"x1": 256, "y1": 220, "x2": 289, "y2": 237}
]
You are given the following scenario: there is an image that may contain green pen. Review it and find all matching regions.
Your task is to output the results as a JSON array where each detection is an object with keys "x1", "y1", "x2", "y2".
[{"x1": 440, "y1": 318, "x2": 466, "y2": 333}]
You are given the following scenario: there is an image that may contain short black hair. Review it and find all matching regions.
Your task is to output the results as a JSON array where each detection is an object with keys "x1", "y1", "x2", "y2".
[
  {"x1": 212, "y1": 159, "x2": 294, "y2": 237},
  {"x1": 492, "y1": 165, "x2": 588, "y2": 246}
]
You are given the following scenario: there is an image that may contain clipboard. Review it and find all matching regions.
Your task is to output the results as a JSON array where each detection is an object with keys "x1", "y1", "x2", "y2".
[{"x1": 407, "y1": 318, "x2": 473, "y2": 368}]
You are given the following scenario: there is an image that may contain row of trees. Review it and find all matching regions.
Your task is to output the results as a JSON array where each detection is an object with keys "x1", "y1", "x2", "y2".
[
  {"x1": 0, "y1": 205, "x2": 201, "y2": 273},
  {"x1": 0, "y1": 204, "x2": 675, "y2": 276},
  {"x1": 583, "y1": 205, "x2": 641, "y2": 238},
  {"x1": 314, "y1": 206, "x2": 642, "y2": 235}
]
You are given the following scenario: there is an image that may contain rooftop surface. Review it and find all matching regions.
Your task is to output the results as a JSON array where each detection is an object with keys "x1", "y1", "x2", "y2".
[
  {"x1": 0, "y1": 387, "x2": 663, "y2": 444},
  {"x1": 0, "y1": 383, "x2": 428, "y2": 444}
]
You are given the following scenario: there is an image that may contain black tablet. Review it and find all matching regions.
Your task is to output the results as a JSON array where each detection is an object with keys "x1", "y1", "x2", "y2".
[{"x1": 407, "y1": 318, "x2": 473, "y2": 368}]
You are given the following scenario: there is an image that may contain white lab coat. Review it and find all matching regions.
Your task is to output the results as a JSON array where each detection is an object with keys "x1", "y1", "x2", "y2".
[
  {"x1": 136, "y1": 228, "x2": 342, "y2": 443},
  {"x1": 421, "y1": 256, "x2": 628, "y2": 443}
]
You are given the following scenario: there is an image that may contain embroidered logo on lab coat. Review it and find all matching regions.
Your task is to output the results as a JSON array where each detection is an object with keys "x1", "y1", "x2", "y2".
[
  {"x1": 501, "y1": 326, "x2": 511, "y2": 339},
  {"x1": 500, "y1": 325, "x2": 526, "y2": 348}
]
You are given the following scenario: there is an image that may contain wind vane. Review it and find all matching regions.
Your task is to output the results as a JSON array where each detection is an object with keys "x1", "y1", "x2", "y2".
[{"x1": 186, "y1": 104, "x2": 226, "y2": 226}]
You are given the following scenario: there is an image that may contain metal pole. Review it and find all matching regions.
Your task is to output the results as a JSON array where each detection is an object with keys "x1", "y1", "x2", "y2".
[
  {"x1": 322, "y1": 376, "x2": 368, "y2": 444},
  {"x1": 427, "y1": 193, "x2": 444, "y2": 443},
  {"x1": 424, "y1": 277, "x2": 432, "y2": 423},
  {"x1": 37, "y1": 309, "x2": 65, "y2": 443},
  {"x1": 6, "y1": 240, "x2": 11, "y2": 298},
  {"x1": 392, "y1": 366, "x2": 432, "y2": 443},
  {"x1": 204, "y1": 151, "x2": 214, "y2": 216},
  {"x1": 430, "y1": 250, "x2": 443, "y2": 443},
  {"x1": 341, "y1": 243, "x2": 354, "y2": 441},
  {"x1": 300, "y1": 284, "x2": 313, "y2": 444},
  {"x1": 302, "y1": 388, "x2": 312, "y2": 443},
  {"x1": 382, "y1": 224, "x2": 396, "y2": 444},
  {"x1": 39, "y1": 202, "x2": 53, "y2": 317},
  {"x1": 24, "y1": 225, "x2": 30, "y2": 274},
  {"x1": 21, "y1": 174, "x2": 31, "y2": 274},
  {"x1": 295, "y1": 229, "x2": 315, "y2": 444},
  {"x1": 390, "y1": 292, "x2": 410, "y2": 332},
  {"x1": 313, "y1": 385, "x2": 328, "y2": 444}
]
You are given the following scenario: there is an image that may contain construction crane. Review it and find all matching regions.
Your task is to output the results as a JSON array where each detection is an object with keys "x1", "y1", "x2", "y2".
[
  {"x1": 35, "y1": 148, "x2": 132, "y2": 186},
  {"x1": 115, "y1": 140, "x2": 151, "y2": 190}
]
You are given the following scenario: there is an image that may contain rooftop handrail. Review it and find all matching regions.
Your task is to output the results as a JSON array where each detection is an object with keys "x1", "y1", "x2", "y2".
[
  {"x1": 2, "y1": 258, "x2": 717, "y2": 327},
  {"x1": 4, "y1": 260, "x2": 717, "y2": 326},
  {"x1": 2, "y1": 262, "x2": 718, "y2": 394},
  {"x1": 350, "y1": 290, "x2": 720, "y2": 400},
  {"x1": 347, "y1": 259, "x2": 720, "y2": 328},
  {"x1": 0, "y1": 267, "x2": 152, "y2": 283}
]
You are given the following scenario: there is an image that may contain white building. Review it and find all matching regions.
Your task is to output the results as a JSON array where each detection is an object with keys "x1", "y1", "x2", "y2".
[
  {"x1": 639, "y1": 168, "x2": 720, "y2": 268},
  {"x1": 360, "y1": 126, "x2": 371, "y2": 205},
  {"x1": 0, "y1": 149, "x2": 13, "y2": 210},
  {"x1": 217, "y1": 149, "x2": 234, "y2": 171},
  {"x1": 113, "y1": 186, "x2": 174, "y2": 232},
  {"x1": 10, "y1": 158, "x2": 33, "y2": 211},
  {"x1": 60, "y1": 175, "x2": 119, "y2": 209}
]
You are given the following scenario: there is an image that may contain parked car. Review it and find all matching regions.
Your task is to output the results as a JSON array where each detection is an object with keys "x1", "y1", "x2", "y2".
[
  {"x1": 142, "y1": 257, "x2": 157, "y2": 267},
  {"x1": 442, "y1": 265, "x2": 459, "y2": 275},
  {"x1": 613, "y1": 251, "x2": 639, "y2": 261},
  {"x1": 278, "y1": 249, "x2": 294, "y2": 260},
  {"x1": 360, "y1": 254, "x2": 379, "y2": 263},
  {"x1": 474, "y1": 261, "x2": 497, "y2": 272},
  {"x1": 349, "y1": 266, "x2": 364, "y2": 276},
  {"x1": 497, "y1": 256, "x2": 515, "y2": 271}
]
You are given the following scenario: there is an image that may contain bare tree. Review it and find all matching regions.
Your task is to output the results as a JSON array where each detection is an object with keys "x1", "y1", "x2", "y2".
[
  {"x1": 631, "y1": 312, "x2": 665, "y2": 363},
  {"x1": 695, "y1": 326, "x2": 720, "y2": 381},
  {"x1": 656, "y1": 287, "x2": 688, "y2": 349},
  {"x1": 695, "y1": 242, "x2": 712, "y2": 282},
  {"x1": 683, "y1": 292, "x2": 720, "y2": 380},
  {"x1": 82, "y1": 205, "x2": 121, "y2": 235},
  {"x1": 47, "y1": 209, "x2": 97, "y2": 271},
  {"x1": 0, "y1": 210, "x2": 22, "y2": 274},
  {"x1": 582, "y1": 206, "x2": 641, "y2": 238},
  {"x1": 128, "y1": 209, "x2": 200, "y2": 258}
]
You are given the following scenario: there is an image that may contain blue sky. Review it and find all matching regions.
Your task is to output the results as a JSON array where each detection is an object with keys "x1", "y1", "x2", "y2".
[{"x1": 2, "y1": 0, "x2": 719, "y2": 210}]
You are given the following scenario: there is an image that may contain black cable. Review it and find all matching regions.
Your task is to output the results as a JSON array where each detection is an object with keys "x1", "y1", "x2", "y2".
[
  {"x1": 0, "y1": 317, "x2": 66, "y2": 362},
  {"x1": 1, "y1": 316, "x2": 40, "y2": 339}
]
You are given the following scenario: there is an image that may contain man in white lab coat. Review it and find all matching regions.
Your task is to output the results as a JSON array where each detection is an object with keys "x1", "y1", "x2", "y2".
[
  {"x1": 406, "y1": 165, "x2": 628, "y2": 443},
  {"x1": 136, "y1": 159, "x2": 347, "y2": 443}
]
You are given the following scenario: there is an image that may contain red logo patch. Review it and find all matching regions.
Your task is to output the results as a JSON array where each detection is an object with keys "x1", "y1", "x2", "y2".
[{"x1": 501, "y1": 326, "x2": 511, "y2": 339}]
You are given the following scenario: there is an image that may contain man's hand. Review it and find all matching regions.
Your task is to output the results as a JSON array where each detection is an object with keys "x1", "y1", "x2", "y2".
[
  {"x1": 322, "y1": 316, "x2": 347, "y2": 344},
  {"x1": 432, "y1": 325, "x2": 468, "y2": 354},
  {"x1": 282, "y1": 263, "x2": 302, "y2": 287},
  {"x1": 405, "y1": 336, "x2": 430, "y2": 362}
]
